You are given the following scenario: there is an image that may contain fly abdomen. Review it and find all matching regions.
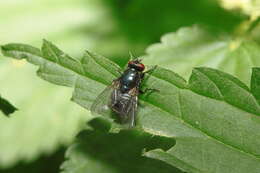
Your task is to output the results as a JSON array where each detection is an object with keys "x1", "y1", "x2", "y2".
[{"x1": 111, "y1": 90, "x2": 132, "y2": 116}]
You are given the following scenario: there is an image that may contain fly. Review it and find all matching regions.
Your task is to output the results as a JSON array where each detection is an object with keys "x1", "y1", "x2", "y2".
[{"x1": 91, "y1": 57, "x2": 156, "y2": 128}]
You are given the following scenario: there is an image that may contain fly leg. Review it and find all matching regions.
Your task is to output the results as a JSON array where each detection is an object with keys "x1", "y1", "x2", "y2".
[
  {"x1": 129, "y1": 51, "x2": 135, "y2": 60},
  {"x1": 139, "y1": 88, "x2": 159, "y2": 94},
  {"x1": 140, "y1": 65, "x2": 157, "y2": 79},
  {"x1": 144, "y1": 65, "x2": 158, "y2": 75},
  {"x1": 115, "y1": 69, "x2": 123, "y2": 76},
  {"x1": 140, "y1": 65, "x2": 159, "y2": 94},
  {"x1": 111, "y1": 90, "x2": 119, "y2": 111}
]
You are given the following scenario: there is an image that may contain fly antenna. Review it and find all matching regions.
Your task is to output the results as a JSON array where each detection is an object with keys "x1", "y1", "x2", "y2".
[
  {"x1": 138, "y1": 58, "x2": 143, "y2": 62},
  {"x1": 134, "y1": 57, "x2": 143, "y2": 62},
  {"x1": 129, "y1": 51, "x2": 136, "y2": 60}
]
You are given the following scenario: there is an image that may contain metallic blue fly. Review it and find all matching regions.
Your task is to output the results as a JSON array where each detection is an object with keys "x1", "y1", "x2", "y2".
[{"x1": 91, "y1": 54, "x2": 157, "y2": 128}]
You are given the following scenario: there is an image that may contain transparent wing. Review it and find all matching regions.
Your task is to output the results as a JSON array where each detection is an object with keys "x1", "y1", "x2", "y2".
[
  {"x1": 91, "y1": 80, "x2": 138, "y2": 128},
  {"x1": 112, "y1": 89, "x2": 138, "y2": 128},
  {"x1": 124, "y1": 96, "x2": 138, "y2": 128},
  {"x1": 90, "y1": 80, "x2": 119, "y2": 118}
]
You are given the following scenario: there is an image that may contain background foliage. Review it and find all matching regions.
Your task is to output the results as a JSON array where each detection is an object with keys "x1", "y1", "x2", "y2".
[{"x1": 0, "y1": 0, "x2": 260, "y2": 173}]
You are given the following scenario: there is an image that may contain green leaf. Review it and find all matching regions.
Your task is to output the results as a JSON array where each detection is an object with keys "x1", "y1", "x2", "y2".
[
  {"x1": 251, "y1": 67, "x2": 260, "y2": 104},
  {"x1": 0, "y1": 60, "x2": 90, "y2": 168},
  {"x1": 0, "y1": 0, "x2": 130, "y2": 66},
  {"x1": 0, "y1": 95, "x2": 17, "y2": 116},
  {"x1": 2, "y1": 41, "x2": 260, "y2": 173},
  {"x1": 189, "y1": 67, "x2": 259, "y2": 115},
  {"x1": 61, "y1": 118, "x2": 183, "y2": 173},
  {"x1": 142, "y1": 25, "x2": 260, "y2": 85},
  {"x1": 221, "y1": 0, "x2": 260, "y2": 19}
]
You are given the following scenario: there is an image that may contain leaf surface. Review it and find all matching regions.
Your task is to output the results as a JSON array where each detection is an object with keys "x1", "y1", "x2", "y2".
[
  {"x1": 251, "y1": 67, "x2": 260, "y2": 105},
  {"x1": 0, "y1": 56, "x2": 89, "y2": 168},
  {"x1": 2, "y1": 41, "x2": 260, "y2": 173},
  {"x1": 142, "y1": 26, "x2": 260, "y2": 85},
  {"x1": 61, "y1": 118, "x2": 184, "y2": 173}
]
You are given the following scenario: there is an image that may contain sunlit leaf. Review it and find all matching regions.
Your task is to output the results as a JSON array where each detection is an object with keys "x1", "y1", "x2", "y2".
[
  {"x1": 0, "y1": 60, "x2": 89, "y2": 168},
  {"x1": 220, "y1": 0, "x2": 260, "y2": 19},
  {"x1": 142, "y1": 25, "x2": 260, "y2": 85},
  {"x1": 251, "y1": 67, "x2": 260, "y2": 104},
  {"x1": 2, "y1": 40, "x2": 260, "y2": 173}
]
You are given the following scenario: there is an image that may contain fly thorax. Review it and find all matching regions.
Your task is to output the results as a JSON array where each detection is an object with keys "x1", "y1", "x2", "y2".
[{"x1": 120, "y1": 68, "x2": 139, "y2": 92}]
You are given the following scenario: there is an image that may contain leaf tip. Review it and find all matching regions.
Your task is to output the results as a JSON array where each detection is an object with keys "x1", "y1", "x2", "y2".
[
  {"x1": 84, "y1": 50, "x2": 93, "y2": 57},
  {"x1": 42, "y1": 39, "x2": 53, "y2": 48},
  {"x1": 0, "y1": 44, "x2": 8, "y2": 55},
  {"x1": 42, "y1": 38, "x2": 48, "y2": 43}
]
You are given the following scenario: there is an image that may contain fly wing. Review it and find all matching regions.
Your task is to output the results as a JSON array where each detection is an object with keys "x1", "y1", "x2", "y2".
[
  {"x1": 90, "y1": 80, "x2": 119, "y2": 118},
  {"x1": 91, "y1": 80, "x2": 139, "y2": 128},
  {"x1": 125, "y1": 95, "x2": 138, "y2": 128},
  {"x1": 112, "y1": 88, "x2": 138, "y2": 128}
]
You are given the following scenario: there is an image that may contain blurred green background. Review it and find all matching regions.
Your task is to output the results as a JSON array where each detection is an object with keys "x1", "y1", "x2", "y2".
[{"x1": 0, "y1": 0, "x2": 258, "y2": 172}]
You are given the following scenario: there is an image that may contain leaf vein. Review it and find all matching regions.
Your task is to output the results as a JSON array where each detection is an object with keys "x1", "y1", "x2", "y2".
[{"x1": 143, "y1": 96, "x2": 260, "y2": 161}]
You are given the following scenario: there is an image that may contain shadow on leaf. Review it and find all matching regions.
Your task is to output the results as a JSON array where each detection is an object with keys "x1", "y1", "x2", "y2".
[{"x1": 62, "y1": 117, "x2": 184, "y2": 173}]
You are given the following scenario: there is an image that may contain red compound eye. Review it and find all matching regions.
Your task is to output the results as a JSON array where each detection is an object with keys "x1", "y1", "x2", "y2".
[
  {"x1": 128, "y1": 60, "x2": 145, "y2": 71},
  {"x1": 128, "y1": 61, "x2": 135, "y2": 65},
  {"x1": 138, "y1": 63, "x2": 145, "y2": 71}
]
